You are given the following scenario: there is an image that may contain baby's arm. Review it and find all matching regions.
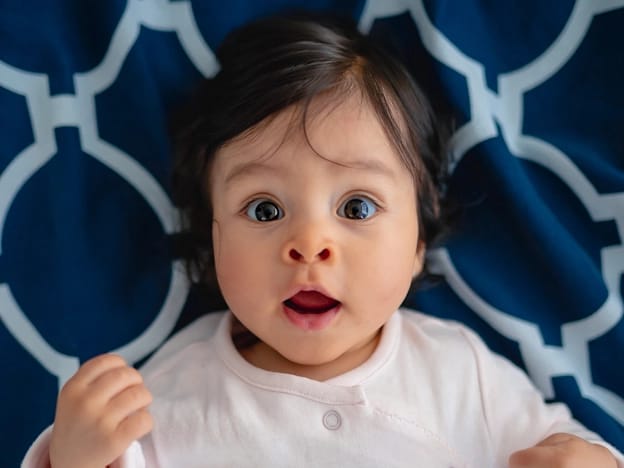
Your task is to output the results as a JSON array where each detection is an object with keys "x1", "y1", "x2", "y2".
[
  {"x1": 48, "y1": 354, "x2": 153, "y2": 468},
  {"x1": 510, "y1": 433, "x2": 618, "y2": 467},
  {"x1": 453, "y1": 325, "x2": 623, "y2": 467}
]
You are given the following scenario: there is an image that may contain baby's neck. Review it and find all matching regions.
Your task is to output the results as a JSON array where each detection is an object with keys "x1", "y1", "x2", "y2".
[{"x1": 238, "y1": 331, "x2": 381, "y2": 381}]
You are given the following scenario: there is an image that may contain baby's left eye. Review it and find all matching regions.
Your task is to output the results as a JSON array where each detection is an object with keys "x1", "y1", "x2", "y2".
[{"x1": 337, "y1": 196, "x2": 377, "y2": 220}]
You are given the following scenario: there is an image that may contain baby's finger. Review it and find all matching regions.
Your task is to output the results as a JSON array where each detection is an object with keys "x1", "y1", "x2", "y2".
[
  {"x1": 106, "y1": 383, "x2": 153, "y2": 422},
  {"x1": 88, "y1": 365, "x2": 144, "y2": 403},
  {"x1": 509, "y1": 433, "x2": 574, "y2": 467},
  {"x1": 59, "y1": 355, "x2": 129, "y2": 406},
  {"x1": 114, "y1": 407, "x2": 154, "y2": 447},
  {"x1": 86, "y1": 384, "x2": 151, "y2": 444},
  {"x1": 534, "y1": 432, "x2": 576, "y2": 447},
  {"x1": 85, "y1": 407, "x2": 153, "y2": 467},
  {"x1": 508, "y1": 445, "x2": 564, "y2": 467},
  {"x1": 70, "y1": 354, "x2": 128, "y2": 386}
]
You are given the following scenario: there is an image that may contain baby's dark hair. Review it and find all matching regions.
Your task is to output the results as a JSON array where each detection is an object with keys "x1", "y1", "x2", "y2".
[{"x1": 171, "y1": 12, "x2": 454, "y2": 292}]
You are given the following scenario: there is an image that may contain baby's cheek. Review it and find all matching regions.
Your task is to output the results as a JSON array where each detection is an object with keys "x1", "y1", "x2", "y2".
[
  {"x1": 212, "y1": 230, "x2": 244, "y2": 298},
  {"x1": 375, "y1": 245, "x2": 418, "y2": 302},
  {"x1": 215, "y1": 246, "x2": 244, "y2": 291},
  {"x1": 215, "y1": 237, "x2": 269, "y2": 309}
]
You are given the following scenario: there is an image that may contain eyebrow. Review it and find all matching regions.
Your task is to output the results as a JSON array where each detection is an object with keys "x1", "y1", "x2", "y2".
[
  {"x1": 224, "y1": 156, "x2": 397, "y2": 185},
  {"x1": 346, "y1": 158, "x2": 397, "y2": 179},
  {"x1": 224, "y1": 161, "x2": 284, "y2": 184}
]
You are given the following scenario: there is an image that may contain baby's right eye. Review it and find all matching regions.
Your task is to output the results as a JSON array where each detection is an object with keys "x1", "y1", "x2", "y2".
[{"x1": 245, "y1": 199, "x2": 283, "y2": 222}]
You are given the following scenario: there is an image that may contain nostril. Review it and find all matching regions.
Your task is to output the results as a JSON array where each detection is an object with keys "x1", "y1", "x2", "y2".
[
  {"x1": 288, "y1": 248, "x2": 330, "y2": 261},
  {"x1": 289, "y1": 249, "x2": 303, "y2": 261}
]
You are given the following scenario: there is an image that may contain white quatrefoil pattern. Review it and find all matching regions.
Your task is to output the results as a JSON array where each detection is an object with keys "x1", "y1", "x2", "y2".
[{"x1": 1, "y1": 1, "x2": 622, "y2": 465}]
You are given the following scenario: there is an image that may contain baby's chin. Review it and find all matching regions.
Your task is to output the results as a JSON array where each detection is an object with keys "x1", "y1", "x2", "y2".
[{"x1": 248, "y1": 331, "x2": 381, "y2": 380}]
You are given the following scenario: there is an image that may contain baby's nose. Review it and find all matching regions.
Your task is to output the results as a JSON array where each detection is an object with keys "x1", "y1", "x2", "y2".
[
  {"x1": 288, "y1": 247, "x2": 331, "y2": 263},
  {"x1": 282, "y1": 219, "x2": 335, "y2": 264}
]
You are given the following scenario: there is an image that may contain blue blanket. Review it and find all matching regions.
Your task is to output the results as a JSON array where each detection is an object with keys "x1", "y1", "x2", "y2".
[{"x1": 1, "y1": 1, "x2": 622, "y2": 466}]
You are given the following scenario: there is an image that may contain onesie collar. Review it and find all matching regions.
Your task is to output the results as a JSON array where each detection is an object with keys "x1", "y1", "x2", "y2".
[{"x1": 213, "y1": 310, "x2": 402, "y2": 404}]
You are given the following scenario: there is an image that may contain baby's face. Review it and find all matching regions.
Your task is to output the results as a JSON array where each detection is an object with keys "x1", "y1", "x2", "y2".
[{"x1": 209, "y1": 94, "x2": 423, "y2": 379}]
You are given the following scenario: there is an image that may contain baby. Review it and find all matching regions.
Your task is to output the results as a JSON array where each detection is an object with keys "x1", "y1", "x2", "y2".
[{"x1": 23, "y1": 13, "x2": 623, "y2": 468}]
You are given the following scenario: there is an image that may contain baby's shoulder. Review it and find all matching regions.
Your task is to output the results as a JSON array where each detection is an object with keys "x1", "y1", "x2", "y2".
[
  {"x1": 139, "y1": 311, "x2": 227, "y2": 383},
  {"x1": 399, "y1": 308, "x2": 481, "y2": 340},
  {"x1": 397, "y1": 308, "x2": 494, "y2": 362}
]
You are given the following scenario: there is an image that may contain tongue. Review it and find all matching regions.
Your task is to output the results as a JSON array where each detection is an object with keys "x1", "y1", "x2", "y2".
[{"x1": 286, "y1": 291, "x2": 339, "y2": 313}]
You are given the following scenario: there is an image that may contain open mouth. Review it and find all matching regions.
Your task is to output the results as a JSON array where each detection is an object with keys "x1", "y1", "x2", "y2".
[{"x1": 283, "y1": 290, "x2": 341, "y2": 314}]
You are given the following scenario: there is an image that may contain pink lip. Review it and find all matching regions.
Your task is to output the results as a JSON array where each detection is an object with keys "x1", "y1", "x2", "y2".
[
  {"x1": 281, "y1": 284, "x2": 335, "y2": 303},
  {"x1": 282, "y1": 302, "x2": 341, "y2": 331},
  {"x1": 281, "y1": 286, "x2": 341, "y2": 331}
]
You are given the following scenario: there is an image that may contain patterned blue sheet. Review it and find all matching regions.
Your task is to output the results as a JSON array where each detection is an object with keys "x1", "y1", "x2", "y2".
[{"x1": 1, "y1": 1, "x2": 622, "y2": 466}]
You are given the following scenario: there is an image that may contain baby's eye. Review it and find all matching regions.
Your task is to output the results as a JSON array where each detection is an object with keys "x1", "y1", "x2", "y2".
[
  {"x1": 338, "y1": 196, "x2": 377, "y2": 220},
  {"x1": 245, "y1": 199, "x2": 283, "y2": 222}
]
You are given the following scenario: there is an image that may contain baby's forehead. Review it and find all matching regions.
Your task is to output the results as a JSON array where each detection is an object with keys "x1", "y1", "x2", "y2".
[
  {"x1": 211, "y1": 99, "x2": 411, "y2": 193},
  {"x1": 219, "y1": 92, "x2": 396, "y2": 163}
]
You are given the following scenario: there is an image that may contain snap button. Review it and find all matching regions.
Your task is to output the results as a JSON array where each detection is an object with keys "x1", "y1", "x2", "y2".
[{"x1": 322, "y1": 410, "x2": 342, "y2": 430}]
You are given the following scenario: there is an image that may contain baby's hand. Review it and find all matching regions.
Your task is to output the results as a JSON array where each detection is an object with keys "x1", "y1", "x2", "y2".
[
  {"x1": 509, "y1": 433, "x2": 617, "y2": 467},
  {"x1": 49, "y1": 354, "x2": 153, "y2": 468}
]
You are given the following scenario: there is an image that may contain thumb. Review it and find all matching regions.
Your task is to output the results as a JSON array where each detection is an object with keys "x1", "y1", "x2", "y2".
[
  {"x1": 509, "y1": 446, "x2": 558, "y2": 467},
  {"x1": 509, "y1": 434, "x2": 575, "y2": 467}
]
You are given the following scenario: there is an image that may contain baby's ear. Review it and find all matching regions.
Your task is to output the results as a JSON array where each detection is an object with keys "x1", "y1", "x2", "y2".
[{"x1": 412, "y1": 240, "x2": 426, "y2": 278}]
